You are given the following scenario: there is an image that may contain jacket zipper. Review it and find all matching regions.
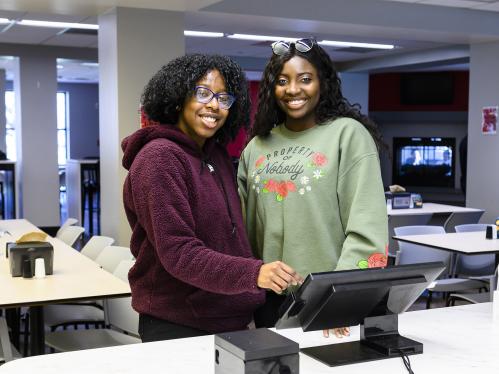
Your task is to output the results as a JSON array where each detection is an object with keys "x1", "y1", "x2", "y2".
[{"x1": 203, "y1": 160, "x2": 236, "y2": 236}]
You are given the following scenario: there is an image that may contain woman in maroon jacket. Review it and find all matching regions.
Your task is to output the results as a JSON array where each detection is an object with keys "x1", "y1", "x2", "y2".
[{"x1": 122, "y1": 54, "x2": 302, "y2": 342}]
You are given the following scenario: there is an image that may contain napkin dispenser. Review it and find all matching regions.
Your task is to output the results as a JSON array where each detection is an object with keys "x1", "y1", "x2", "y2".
[
  {"x1": 214, "y1": 328, "x2": 299, "y2": 374},
  {"x1": 390, "y1": 192, "x2": 412, "y2": 209},
  {"x1": 7, "y1": 241, "x2": 54, "y2": 277}
]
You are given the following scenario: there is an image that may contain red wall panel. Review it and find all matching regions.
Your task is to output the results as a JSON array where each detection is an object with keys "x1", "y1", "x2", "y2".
[
  {"x1": 226, "y1": 80, "x2": 260, "y2": 158},
  {"x1": 369, "y1": 71, "x2": 469, "y2": 112}
]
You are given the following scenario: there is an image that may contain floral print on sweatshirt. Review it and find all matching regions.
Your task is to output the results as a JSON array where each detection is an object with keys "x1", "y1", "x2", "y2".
[
  {"x1": 357, "y1": 245, "x2": 389, "y2": 269},
  {"x1": 251, "y1": 150, "x2": 328, "y2": 202}
]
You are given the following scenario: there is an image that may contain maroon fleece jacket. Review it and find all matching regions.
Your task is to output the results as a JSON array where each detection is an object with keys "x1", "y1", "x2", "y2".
[{"x1": 122, "y1": 125, "x2": 265, "y2": 333}]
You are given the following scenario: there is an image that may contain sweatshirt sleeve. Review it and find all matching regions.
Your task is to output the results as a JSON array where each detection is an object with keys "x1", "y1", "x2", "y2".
[
  {"x1": 128, "y1": 144, "x2": 263, "y2": 295},
  {"x1": 335, "y1": 128, "x2": 389, "y2": 271}
]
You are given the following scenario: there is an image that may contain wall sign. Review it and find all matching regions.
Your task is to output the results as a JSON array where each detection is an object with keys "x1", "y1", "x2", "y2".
[{"x1": 482, "y1": 106, "x2": 497, "y2": 135}]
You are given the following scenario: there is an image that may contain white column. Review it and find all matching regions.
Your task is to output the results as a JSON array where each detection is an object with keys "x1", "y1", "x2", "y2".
[
  {"x1": 13, "y1": 55, "x2": 59, "y2": 226},
  {"x1": 98, "y1": 7, "x2": 184, "y2": 245},
  {"x1": 466, "y1": 42, "x2": 499, "y2": 223},
  {"x1": 339, "y1": 72, "x2": 369, "y2": 115},
  {"x1": 0, "y1": 69, "x2": 6, "y2": 155}
]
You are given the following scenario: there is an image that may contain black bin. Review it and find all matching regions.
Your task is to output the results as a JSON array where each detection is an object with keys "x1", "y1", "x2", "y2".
[{"x1": 214, "y1": 328, "x2": 299, "y2": 374}]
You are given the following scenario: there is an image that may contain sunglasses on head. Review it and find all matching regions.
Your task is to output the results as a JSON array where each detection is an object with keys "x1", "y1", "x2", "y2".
[{"x1": 271, "y1": 38, "x2": 316, "y2": 56}]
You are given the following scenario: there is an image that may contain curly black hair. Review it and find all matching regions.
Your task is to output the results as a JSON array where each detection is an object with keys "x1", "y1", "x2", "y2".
[
  {"x1": 141, "y1": 54, "x2": 250, "y2": 144},
  {"x1": 251, "y1": 43, "x2": 384, "y2": 152}
]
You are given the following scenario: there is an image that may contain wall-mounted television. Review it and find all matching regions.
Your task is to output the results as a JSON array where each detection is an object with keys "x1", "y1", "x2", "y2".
[
  {"x1": 393, "y1": 137, "x2": 455, "y2": 188},
  {"x1": 400, "y1": 72, "x2": 454, "y2": 105}
]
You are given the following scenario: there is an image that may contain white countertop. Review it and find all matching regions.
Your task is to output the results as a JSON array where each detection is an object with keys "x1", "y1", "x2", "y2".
[
  {"x1": 387, "y1": 202, "x2": 483, "y2": 216},
  {"x1": 2, "y1": 303, "x2": 498, "y2": 373},
  {"x1": 393, "y1": 230, "x2": 499, "y2": 255}
]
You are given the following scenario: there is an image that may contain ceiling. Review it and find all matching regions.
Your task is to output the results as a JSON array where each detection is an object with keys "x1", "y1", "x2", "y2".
[{"x1": 0, "y1": 0, "x2": 499, "y2": 82}]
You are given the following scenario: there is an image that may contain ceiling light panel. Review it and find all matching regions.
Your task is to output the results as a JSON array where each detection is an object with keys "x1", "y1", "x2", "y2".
[
  {"x1": 319, "y1": 40, "x2": 395, "y2": 50},
  {"x1": 227, "y1": 34, "x2": 297, "y2": 42},
  {"x1": 17, "y1": 19, "x2": 98, "y2": 30},
  {"x1": 184, "y1": 30, "x2": 223, "y2": 37}
]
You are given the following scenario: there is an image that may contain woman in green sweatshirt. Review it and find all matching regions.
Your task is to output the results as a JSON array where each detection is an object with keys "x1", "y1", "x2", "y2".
[{"x1": 237, "y1": 38, "x2": 389, "y2": 336}]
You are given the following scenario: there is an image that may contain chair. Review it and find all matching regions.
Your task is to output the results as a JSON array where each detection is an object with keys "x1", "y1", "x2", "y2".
[
  {"x1": 443, "y1": 210, "x2": 484, "y2": 233},
  {"x1": 45, "y1": 260, "x2": 140, "y2": 352},
  {"x1": 0, "y1": 315, "x2": 21, "y2": 362},
  {"x1": 56, "y1": 225, "x2": 85, "y2": 247},
  {"x1": 455, "y1": 224, "x2": 489, "y2": 232},
  {"x1": 454, "y1": 224, "x2": 495, "y2": 277},
  {"x1": 55, "y1": 217, "x2": 78, "y2": 237},
  {"x1": 43, "y1": 303, "x2": 105, "y2": 334},
  {"x1": 82, "y1": 162, "x2": 100, "y2": 236},
  {"x1": 95, "y1": 246, "x2": 135, "y2": 273},
  {"x1": 58, "y1": 169, "x2": 67, "y2": 216},
  {"x1": 394, "y1": 225, "x2": 486, "y2": 308},
  {"x1": 446, "y1": 225, "x2": 496, "y2": 306},
  {"x1": 44, "y1": 241, "x2": 123, "y2": 334},
  {"x1": 447, "y1": 291, "x2": 491, "y2": 306},
  {"x1": 80, "y1": 235, "x2": 115, "y2": 260},
  {"x1": 448, "y1": 263, "x2": 498, "y2": 306},
  {"x1": 0, "y1": 181, "x2": 5, "y2": 220},
  {"x1": 387, "y1": 213, "x2": 432, "y2": 259}
]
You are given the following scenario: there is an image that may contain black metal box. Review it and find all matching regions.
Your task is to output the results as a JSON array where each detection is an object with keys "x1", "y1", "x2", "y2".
[
  {"x1": 214, "y1": 328, "x2": 299, "y2": 374},
  {"x1": 7, "y1": 241, "x2": 54, "y2": 277}
]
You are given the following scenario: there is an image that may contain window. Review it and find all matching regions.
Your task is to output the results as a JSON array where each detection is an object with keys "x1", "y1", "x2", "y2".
[
  {"x1": 57, "y1": 91, "x2": 69, "y2": 165},
  {"x1": 5, "y1": 91, "x2": 15, "y2": 160},
  {"x1": 4, "y1": 90, "x2": 69, "y2": 164}
]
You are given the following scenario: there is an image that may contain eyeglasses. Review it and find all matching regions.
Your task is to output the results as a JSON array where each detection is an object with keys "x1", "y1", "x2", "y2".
[
  {"x1": 193, "y1": 86, "x2": 235, "y2": 110},
  {"x1": 271, "y1": 38, "x2": 316, "y2": 56}
]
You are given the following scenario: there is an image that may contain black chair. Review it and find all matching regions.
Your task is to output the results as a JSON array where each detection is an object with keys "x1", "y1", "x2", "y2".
[
  {"x1": 0, "y1": 181, "x2": 4, "y2": 219},
  {"x1": 82, "y1": 162, "x2": 100, "y2": 235}
]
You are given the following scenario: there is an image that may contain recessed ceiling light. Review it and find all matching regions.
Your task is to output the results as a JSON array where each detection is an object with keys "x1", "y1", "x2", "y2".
[
  {"x1": 319, "y1": 40, "x2": 394, "y2": 50},
  {"x1": 227, "y1": 34, "x2": 296, "y2": 42},
  {"x1": 17, "y1": 19, "x2": 99, "y2": 30},
  {"x1": 184, "y1": 30, "x2": 224, "y2": 37},
  {"x1": 227, "y1": 33, "x2": 395, "y2": 50},
  {"x1": 57, "y1": 65, "x2": 64, "y2": 69},
  {"x1": 3, "y1": 20, "x2": 397, "y2": 51},
  {"x1": 81, "y1": 62, "x2": 99, "y2": 67}
]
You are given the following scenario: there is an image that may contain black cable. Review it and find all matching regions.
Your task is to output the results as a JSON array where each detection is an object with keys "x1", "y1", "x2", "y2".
[
  {"x1": 395, "y1": 349, "x2": 415, "y2": 374},
  {"x1": 279, "y1": 365, "x2": 291, "y2": 374},
  {"x1": 263, "y1": 361, "x2": 279, "y2": 374},
  {"x1": 263, "y1": 360, "x2": 291, "y2": 374}
]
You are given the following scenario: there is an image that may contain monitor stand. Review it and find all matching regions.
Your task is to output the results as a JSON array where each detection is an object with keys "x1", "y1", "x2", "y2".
[{"x1": 300, "y1": 314, "x2": 423, "y2": 367}]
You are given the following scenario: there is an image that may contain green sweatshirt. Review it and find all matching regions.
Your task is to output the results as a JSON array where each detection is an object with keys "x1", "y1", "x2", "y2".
[{"x1": 238, "y1": 117, "x2": 388, "y2": 279}]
